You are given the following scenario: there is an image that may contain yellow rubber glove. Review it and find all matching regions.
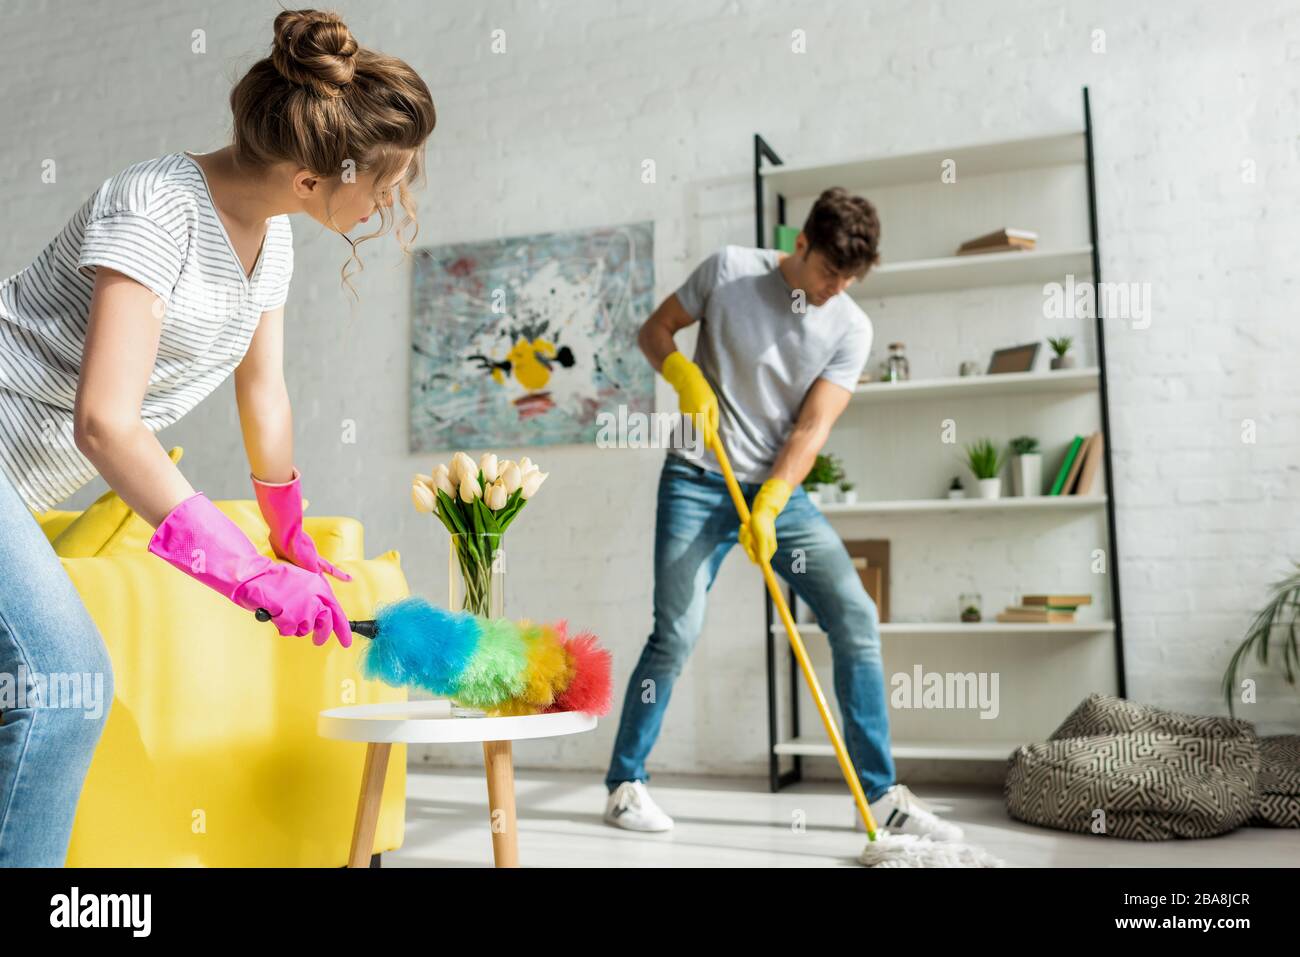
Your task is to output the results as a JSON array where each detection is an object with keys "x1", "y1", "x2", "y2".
[
  {"x1": 661, "y1": 351, "x2": 718, "y2": 447},
  {"x1": 739, "y1": 478, "x2": 793, "y2": 565}
]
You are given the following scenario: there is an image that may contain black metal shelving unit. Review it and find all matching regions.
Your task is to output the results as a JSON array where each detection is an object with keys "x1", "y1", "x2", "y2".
[{"x1": 753, "y1": 86, "x2": 1125, "y2": 793}]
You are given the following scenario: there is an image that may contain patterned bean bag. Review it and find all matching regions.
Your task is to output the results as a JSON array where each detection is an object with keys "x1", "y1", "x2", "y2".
[
  {"x1": 1253, "y1": 735, "x2": 1300, "y2": 828},
  {"x1": 1004, "y1": 694, "x2": 1265, "y2": 840}
]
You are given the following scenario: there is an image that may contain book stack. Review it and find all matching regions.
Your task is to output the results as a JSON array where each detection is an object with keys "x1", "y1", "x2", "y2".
[
  {"x1": 997, "y1": 594, "x2": 1092, "y2": 623},
  {"x1": 956, "y1": 228, "x2": 1038, "y2": 256},
  {"x1": 1048, "y1": 431, "x2": 1105, "y2": 496}
]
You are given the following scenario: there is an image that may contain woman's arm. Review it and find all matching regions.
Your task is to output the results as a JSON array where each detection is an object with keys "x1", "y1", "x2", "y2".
[
  {"x1": 73, "y1": 268, "x2": 197, "y2": 528},
  {"x1": 234, "y1": 305, "x2": 295, "y2": 484},
  {"x1": 233, "y1": 305, "x2": 348, "y2": 580}
]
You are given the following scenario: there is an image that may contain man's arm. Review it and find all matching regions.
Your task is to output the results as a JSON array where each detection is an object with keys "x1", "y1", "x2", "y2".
[
  {"x1": 768, "y1": 377, "x2": 854, "y2": 487},
  {"x1": 234, "y1": 305, "x2": 295, "y2": 484},
  {"x1": 637, "y1": 292, "x2": 697, "y2": 371},
  {"x1": 639, "y1": 292, "x2": 721, "y2": 445}
]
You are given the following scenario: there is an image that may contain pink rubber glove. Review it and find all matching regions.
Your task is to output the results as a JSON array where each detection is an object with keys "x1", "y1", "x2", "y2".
[
  {"x1": 148, "y1": 491, "x2": 354, "y2": 648},
  {"x1": 251, "y1": 466, "x2": 351, "y2": 582}
]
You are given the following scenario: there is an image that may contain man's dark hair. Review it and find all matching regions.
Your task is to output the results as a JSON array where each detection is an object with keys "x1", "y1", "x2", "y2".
[{"x1": 802, "y1": 187, "x2": 881, "y2": 278}]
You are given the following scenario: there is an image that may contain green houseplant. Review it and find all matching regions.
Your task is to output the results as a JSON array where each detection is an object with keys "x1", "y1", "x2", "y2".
[
  {"x1": 804, "y1": 453, "x2": 845, "y2": 504},
  {"x1": 838, "y1": 479, "x2": 857, "y2": 505},
  {"x1": 1009, "y1": 435, "x2": 1042, "y2": 497},
  {"x1": 1222, "y1": 562, "x2": 1300, "y2": 717},
  {"x1": 963, "y1": 439, "x2": 1005, "y2": 500},
  {"x1": 1048, "y1": 335, "x2": 1075, "y2": 370}
]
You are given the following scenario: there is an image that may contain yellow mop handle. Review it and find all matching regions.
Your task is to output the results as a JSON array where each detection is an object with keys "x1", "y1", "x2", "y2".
[{"x1": 707, "y1": 434, "x2": 881, "y2": 840}]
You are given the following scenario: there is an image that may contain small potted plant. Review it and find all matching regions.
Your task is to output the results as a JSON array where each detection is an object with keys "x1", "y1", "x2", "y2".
[
  {"x1": 947, "y1": 476, "x2": 965, "y2": 500},
  {"x1": 964, "y1": 439, "x2": 1005, "y2": 499},
  {"x1": 960, "y1": 592, "x2": 982, "y2": 623},
  {"x1": 1009, "y1": 435, "x2": 1042, "y2": 497},
  {"x1": 839, "y1": 479, "x2": 858, "y2": 505},
  {"x1": 827, "y1": 456, "x2": 848, "y2": 503},
  {"x1": 1048, "y1": 336, "x2": 1075, "y2": 370},
  {"x1": 803, "y1": 453, "x2": 842, "y2": 505}
]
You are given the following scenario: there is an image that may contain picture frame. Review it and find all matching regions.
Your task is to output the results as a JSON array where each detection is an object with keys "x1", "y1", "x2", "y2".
[
  {"x1": 987, "y1": 342, "x2": 1041, "y2": 375},
  {"x1": 844, "y1": 539, "x2": 890, "y2": 622}
]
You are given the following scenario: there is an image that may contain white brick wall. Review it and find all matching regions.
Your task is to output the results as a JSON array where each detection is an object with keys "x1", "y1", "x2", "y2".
[{"x1": 2, "y1": 1, "x2": 1297, "y2": 785}]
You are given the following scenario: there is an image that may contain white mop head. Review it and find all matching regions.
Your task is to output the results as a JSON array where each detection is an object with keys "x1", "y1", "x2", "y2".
[{"x1": 858, "y1": 832, "x2": 1006, "y2": 868}]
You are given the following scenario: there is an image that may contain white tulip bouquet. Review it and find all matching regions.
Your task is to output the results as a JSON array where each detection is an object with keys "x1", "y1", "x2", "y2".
[{"x1": 412, "y1": 452, "x2": 548, "y2": 615}]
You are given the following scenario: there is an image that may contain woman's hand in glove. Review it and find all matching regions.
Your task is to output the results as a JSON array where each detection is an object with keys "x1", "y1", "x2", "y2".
[
  {"x1": 251, "y1": 466, "x2": 351, "y2": 582},
  {"x1": 148, "y1": 491, "x2": 354, "y2": 648},
  {"x1": 232, "y1": 562, "x2": 354, "y2": 648}
]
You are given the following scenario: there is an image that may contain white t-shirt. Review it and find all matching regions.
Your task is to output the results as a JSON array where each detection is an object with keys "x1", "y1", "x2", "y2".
[
  {"x1": 668, "y1": 245, "x2": 873, "y2": 482},
  {"x1": 0, "y1": 151, "x2": 294, "y2": 512}
]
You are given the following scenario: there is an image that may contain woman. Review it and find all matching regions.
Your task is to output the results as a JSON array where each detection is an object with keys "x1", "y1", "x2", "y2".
[{"x1": 0, "y1": 9, "x2": 436, "y2": 866}]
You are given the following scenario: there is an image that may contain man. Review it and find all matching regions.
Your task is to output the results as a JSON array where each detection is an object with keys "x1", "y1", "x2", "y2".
[{"x1": 603, "y1": 187, "x2": 963, "y2": 842}]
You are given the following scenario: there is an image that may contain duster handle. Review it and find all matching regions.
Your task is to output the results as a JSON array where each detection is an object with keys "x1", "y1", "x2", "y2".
[{"x1": 254, "y1": 607, "x2": 378, "y2": 639}]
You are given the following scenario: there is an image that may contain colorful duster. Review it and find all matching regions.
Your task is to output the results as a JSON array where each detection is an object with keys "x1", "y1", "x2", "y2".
[{"x1": 358, "y1": 597, "x2": 612, "y2": 717}]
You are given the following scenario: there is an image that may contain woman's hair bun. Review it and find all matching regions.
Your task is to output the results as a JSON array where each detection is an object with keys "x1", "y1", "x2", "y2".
[{"x1": 270, "y1": 8, "x2": 359, "y2": 97}]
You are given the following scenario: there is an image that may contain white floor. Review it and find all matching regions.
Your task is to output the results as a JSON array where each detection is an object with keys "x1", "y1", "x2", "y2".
[{"x1": 383, "y1": 766, "x2": 1300, "y2": 867}]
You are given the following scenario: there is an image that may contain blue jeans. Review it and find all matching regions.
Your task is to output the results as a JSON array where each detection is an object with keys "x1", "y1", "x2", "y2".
[
  {"x1": 0, "y1": 464, "x2": 114, "y2": 866},
  {"x1": 606, "y1": 455, "x2": 896, "y2": 802}
]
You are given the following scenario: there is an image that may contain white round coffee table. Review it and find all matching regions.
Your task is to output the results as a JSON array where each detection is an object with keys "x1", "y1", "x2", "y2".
[{"x1": 319, "y1": 700, "x2": 597, "y2": 867}]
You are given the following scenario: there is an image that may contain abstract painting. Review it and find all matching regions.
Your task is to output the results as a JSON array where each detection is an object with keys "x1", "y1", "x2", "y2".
[{"x1": 410, "y1": 221, "x2": 655, "y2": 451}]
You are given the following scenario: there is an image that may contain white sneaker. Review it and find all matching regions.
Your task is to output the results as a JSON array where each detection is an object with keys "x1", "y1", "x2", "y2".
[
  {"x1": 863, "y1": 784, "x2": 965, "y2": 842},
  {"x1": 604, "y1": 781, "x2": 674, "y2": 832}
]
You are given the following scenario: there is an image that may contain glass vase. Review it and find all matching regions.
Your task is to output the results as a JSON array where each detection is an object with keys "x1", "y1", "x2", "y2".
[{"x1": 449, "y1": 532, "x2": 505, "y2": 618}]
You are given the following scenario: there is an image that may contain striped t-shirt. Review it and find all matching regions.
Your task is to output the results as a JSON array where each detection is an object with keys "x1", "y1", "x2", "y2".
[{"x1": 0, "y1": 151, "x2": 293, "y2": 512}]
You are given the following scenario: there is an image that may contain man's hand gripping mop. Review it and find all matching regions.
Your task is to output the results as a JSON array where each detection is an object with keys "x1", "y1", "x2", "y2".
[{"x1": 706, "y1": 431, "x2": 1002, "y2": 867}]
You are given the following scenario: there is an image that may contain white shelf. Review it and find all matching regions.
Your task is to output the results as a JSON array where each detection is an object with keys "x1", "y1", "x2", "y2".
[
  {"x1": 817, "y1": 495, "x2": 1106, "y2": 516},
  {"x1": 774, "y1": 621, "x2": 1115, "y2": 638},
  {"x1": 775, "y1": 736, "x2": 1024, "y2": 761},
  {"x1": 757, "y1": 117, "x2": 1119, "y2": 775},
  {"x1": 852, "y1": 367, "x2": 1099, "y2": 403},
  {"x1": 850, "y1": 246, "x2": 1093, "y2": 298},
  {"x1": 760, "y1": 130, "x2": 1086, "y2": 194}
]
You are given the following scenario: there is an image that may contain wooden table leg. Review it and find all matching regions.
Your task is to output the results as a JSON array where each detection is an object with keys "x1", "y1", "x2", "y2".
[
  {"x1": 348, "y1": 742, "x2": 391, "y2": 868},
  {"x1": 482, "y1": 740, "x2": 519, "y2": 867}
]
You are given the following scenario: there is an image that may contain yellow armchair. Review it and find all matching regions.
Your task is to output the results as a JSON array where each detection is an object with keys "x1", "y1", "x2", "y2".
[{"x1": 35, "y1": 489, "x2": 410, "y2": 867}]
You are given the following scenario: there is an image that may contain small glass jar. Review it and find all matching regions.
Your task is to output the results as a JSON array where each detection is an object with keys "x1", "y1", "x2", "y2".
[
  {"x1": 959, "y1": 592, "x2": 982, "y2": 623},
  {"x1": 885, "y1": 342, "x2": 910, "y2": 382}
]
